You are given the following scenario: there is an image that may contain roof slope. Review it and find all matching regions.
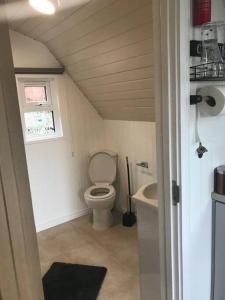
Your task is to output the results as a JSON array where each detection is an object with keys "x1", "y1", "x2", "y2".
[{"x1": 7, "y1": 0, "x2": 154, "y2": 121}]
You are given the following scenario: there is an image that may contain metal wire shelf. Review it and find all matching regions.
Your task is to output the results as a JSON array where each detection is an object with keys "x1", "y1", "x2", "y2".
[{"x1": 190, "y1": 62, "x2": 225, "y2": 81}]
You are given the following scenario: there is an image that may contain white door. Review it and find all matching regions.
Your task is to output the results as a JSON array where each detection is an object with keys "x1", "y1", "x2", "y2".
[
  {"x1": 153, "y1": 0, "x2": 182, "y2": 299},
  {"x1": 0, "y1": 169, "x2": 20, "y2": 300},
  {"x1": 0, "y1": 7, "x2": 44, "y2": 300}
]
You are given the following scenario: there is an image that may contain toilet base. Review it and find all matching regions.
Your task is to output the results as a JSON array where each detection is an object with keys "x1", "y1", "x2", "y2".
[{"x1": 93, "y1": 208, "x2": 113, "y2": 230}]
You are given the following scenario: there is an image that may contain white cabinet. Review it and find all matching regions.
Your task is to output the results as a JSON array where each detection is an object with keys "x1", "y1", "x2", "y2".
[{"x1": 133, "y1": 183, "x2": 160, "y2": 300}]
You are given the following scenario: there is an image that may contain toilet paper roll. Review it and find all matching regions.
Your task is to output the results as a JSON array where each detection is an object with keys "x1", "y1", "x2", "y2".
[{"x1": 197, "y1": 86, "x2": 225, "y2": 116}]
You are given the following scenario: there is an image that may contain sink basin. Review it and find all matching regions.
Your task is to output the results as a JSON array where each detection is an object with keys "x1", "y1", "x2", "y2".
[{"x1": 132, "y1": 182, "x2": 158, "y2": 208}]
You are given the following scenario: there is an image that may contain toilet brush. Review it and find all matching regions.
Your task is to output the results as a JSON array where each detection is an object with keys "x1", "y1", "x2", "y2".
[{"x1": 122, "y1": 156, "x2": 136, "y2": 227}]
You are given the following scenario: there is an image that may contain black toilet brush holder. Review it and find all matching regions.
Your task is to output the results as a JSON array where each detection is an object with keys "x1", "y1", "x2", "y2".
[
  {"x1": 122, "y1": 211, "x2": 136, "y2": 227},
  {"x1": 122, "y1": 157, "x2": 136, "y2": 227}
]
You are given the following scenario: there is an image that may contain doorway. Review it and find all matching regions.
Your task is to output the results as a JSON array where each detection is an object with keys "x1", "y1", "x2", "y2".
[{"x1": 0, "y1": 0, "x2": 180, "y2": 299}]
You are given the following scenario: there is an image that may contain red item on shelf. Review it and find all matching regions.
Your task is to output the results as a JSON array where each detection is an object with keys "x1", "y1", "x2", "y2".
[{"x1": 193, "y1": 0, "x2": 211, "y2": 26}]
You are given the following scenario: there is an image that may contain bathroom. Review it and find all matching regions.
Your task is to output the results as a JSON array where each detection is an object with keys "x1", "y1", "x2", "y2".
[{"x1": 5, "y1": 0, "x2": 158, "y2": 299}]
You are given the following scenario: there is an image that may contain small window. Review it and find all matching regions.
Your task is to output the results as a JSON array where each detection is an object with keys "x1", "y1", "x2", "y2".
[
  {"x1": 24, "y1": 85, "x2": 48, "y2": 104},
  {"x1": 24, "y1": 111, "x2": 56, "y2": 138},
  {"x1": 17, "y1": 78, "x2": 63, "y2": 143},
  {"x1": 21, "y1": 82, "x2": 52, "y2": 108}
]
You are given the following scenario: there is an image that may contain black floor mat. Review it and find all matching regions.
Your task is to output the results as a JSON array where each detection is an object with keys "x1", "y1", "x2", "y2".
[{"x1": 42, "y1": 262, "x2": 107, "y2": 300}]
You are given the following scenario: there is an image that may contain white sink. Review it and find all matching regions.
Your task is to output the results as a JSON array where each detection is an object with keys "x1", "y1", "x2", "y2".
[
  {"x1": 133, "y1": 182, "x2": 160, "y2": 300},
  {"x1": 132, "y1": 182, "x2": 158, "y2": 208}
]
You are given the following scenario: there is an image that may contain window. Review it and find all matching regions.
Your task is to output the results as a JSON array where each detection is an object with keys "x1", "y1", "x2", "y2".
[
  {"x1": 24, "y1": 85, "x2": 48, "y2": 104},
  {"x1": 17, "y1": 78, "x2": 63, "y2": 143},
  {"x1": 24, "y1": 111, "x2": 55, "y2": 137}
]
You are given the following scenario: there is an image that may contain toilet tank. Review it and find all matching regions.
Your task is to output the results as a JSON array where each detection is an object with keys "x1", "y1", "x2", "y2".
[{"x1": 88, "y1": 151, "x2": 117, "y2": 185}]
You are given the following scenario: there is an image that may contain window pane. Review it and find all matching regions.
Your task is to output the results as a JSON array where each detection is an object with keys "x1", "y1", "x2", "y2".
[
  {"x1": 24, "y1": 111, "x2": 55, "y2": 139},
  {"x1": 24, "y1": 85, "x2": 47, "y2": 104}
]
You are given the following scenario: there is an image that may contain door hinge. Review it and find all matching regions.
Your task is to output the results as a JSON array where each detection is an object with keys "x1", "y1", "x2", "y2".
[{"x1": 172, "y1": 180, "x2": 180, "y2": 206}]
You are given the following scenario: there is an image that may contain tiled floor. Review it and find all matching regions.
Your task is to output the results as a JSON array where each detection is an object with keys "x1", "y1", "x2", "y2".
[{"x1": 37, "y1": 214, "x2": 140, "y2": 300}]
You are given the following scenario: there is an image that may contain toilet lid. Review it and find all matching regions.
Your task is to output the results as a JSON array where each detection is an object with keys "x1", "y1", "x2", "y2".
[{"x1": 89, "y1": 151, "x2": 117, "y2": 184}]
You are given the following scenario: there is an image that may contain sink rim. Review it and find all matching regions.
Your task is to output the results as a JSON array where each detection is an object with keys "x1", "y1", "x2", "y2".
[{"x1": 132, "y1": 182, "x2": 158, "y2": 208}]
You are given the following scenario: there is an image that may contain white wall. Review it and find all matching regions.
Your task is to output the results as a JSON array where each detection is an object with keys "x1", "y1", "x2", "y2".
[
  {"x1": 10, "y1": 30, "x2": 61, "y2": 68},
  {"x1": 22, "y1": 74, "x2": 105, "y2": 232},
  {"x1": 188, "y1": 82, "x2": 225, "y2": 300},
  {"x1": 185, "y1": 1, "x2": 225, "y2": 299},
  {"x1": 104, "y1": 120, "x2": 157, "y2": 211},
  {"x1": 10, "y1": 30, "x2": 105, "y2": 231}
]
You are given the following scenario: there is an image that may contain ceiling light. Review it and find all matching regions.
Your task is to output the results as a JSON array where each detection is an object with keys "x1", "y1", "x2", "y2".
[{"x1": 29, "y1": 0, "x2": 56, "y2": 15}]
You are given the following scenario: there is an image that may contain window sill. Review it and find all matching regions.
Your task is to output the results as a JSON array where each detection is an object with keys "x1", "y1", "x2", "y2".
[{"x1": 25, "y1": 135, "x2": 64, "y2": 145}]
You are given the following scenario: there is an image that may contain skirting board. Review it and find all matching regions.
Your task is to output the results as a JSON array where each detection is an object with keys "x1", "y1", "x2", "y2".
[{"x1": 36, "y1": 208, "x2": 91, "y2": 232}]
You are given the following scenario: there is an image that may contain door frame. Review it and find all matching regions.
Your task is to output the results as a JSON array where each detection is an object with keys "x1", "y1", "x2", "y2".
[
  {"x1": 0, "y1": 0, "x2": 184, "y2": 299},
  {"x1": 153, "y1": 0, "x2": 183, "y2": 299}
]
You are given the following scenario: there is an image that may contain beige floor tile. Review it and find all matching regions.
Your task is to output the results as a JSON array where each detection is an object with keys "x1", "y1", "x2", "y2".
[
  {"x1": 99, "y1": 276, "x2": 140, "y2": 300},
  {"x1": 37, "y1": 214, "x2": 140, "y2": 299}
]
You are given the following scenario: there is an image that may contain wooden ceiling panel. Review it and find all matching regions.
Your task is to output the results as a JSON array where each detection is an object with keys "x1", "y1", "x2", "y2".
[
  {"x1": 93, "y1": 98, "x2": 154, "y2": 108},
  {"x1": 69, "y1": 54, "x2": 152, "y2": 81},
  {"x1": 63, "y1": 39, "x2": 152, "y2": 71},
  {"x1": 82, "y1": 79, "x2": 153, "y2": 96},
  {"x1": 54, "y1": 23, "x2": 152, "y2": 64},
  {"x1": 85, "y1": 89, "x2": 154, "y2": 102},
  {"x1": 8, "y1": 0, "x2": 154, "y2": 121},
  {"x1": 78, "y1": 67, "x2": 153, "y2": 87},
  {"x1": 51, "y1": 4, "x2": 152, "y2": 59},
  {"x1": 23, "y1": 1, "x2": 91, "y2": 38},
  {"x1": 39, "y1": 0, "x2": 115, "y2": 42},
  {"x1": 97, "y1": 107, "x2": 155, "y2": 122}
]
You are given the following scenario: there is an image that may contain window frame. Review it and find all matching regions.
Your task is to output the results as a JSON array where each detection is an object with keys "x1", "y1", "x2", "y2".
[{"x1": 16, "y1": 76, "x2": 63, "y2": 144}]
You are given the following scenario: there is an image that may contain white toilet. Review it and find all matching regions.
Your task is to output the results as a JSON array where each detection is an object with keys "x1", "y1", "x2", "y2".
[{"x1": 84, "y1": 150, "x2": 117, "y2": 230}]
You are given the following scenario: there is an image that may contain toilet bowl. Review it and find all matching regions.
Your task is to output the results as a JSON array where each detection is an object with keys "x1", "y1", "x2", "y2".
[{"x1": 84, "y1": 151, "x2": 117, "y2": 230}]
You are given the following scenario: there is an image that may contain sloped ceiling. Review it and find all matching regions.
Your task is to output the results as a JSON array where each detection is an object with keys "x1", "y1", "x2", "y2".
[{"x1": 6, "y1": 0, "x2": 154, "y2": 121}]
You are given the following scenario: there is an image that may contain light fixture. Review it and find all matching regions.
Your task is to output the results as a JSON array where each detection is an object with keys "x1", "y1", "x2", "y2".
[{"x1": 29, "y1": 0, "x2": 56, "y2": 15}]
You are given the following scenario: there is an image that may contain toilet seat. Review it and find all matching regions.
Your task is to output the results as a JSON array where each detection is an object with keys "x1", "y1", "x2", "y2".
[
  {"x1": 85, "y1": 184, "x2": 115, "y2": 201},
  {"x1": 84, "y1": 150, "x2": 117, "y2": 230}
]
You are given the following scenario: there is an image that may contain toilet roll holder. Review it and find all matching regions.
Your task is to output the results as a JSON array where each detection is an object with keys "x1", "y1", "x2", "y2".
[
  {"x1": 190, "y1": 94, "x2": 214, "y2": 158},
  {"x1": 190, "y1": 94, "x2": 216, "y2": 106}
]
